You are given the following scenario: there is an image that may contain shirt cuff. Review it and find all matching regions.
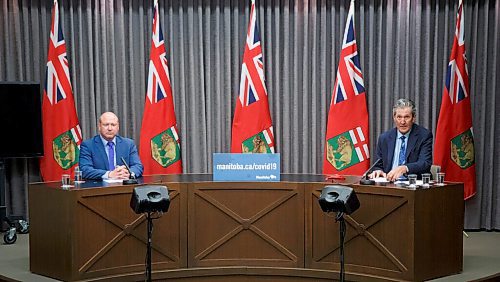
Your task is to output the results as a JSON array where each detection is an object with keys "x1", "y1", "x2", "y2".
[{"x1": 102, "y1": 171, "x2": 110, "y2": 179}]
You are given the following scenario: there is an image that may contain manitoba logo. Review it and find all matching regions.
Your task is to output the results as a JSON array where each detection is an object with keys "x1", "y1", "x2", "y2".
[
  {"x1": 242, "y1": 130, "x2": 274, "y2": 153},
  {"x1": 151, "y1": 127, "x2": 180, "y2": 168},
  {"x1": 52, "y1": 131, "x2": 79, "y2": 169},
  {"x1": 326, "y1": 127, "x2": 369, "y2": 170},
  {"x1": 451, "y1": 128, "x2": 475, "y2": 169}
]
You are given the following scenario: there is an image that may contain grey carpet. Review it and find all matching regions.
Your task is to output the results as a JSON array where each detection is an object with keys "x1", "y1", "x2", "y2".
[{"x1": 0, "y1": 232, "x2": 499, "y2": 281}]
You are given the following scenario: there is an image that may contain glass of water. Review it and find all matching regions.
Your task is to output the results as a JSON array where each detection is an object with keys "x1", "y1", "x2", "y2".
[
  {"x1": 408, "y1": 174, "x2": 417, "y2": 188},
  {"x1": 436, "y1": 172, "x2": 445, "y2": 186},
  {"x1": 422, "y1": 173, "x2": 431, "y2": 187},
  {"x1": 74, "y1": 166, "x2": 84, "y2": 183},
  {"x1": 61, "y1": 174, "x2": 71, "y2": 188}
]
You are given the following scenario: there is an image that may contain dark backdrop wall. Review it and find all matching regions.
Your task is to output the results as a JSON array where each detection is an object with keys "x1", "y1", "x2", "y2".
[{"x1": 0, "y1": 0, "x2": 498, "y2": 229}]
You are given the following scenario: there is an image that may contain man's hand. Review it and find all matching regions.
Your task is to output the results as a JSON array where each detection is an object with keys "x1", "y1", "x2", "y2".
[
  {"x1": 386, "y1": 165, "x2": 408, "y2": 182},
  {"x1": 109, "y1": 165, "x2": 131, "y2": 179},
  {"x1": 368, "y1": 170, "x2": 386, "y2": 179}
]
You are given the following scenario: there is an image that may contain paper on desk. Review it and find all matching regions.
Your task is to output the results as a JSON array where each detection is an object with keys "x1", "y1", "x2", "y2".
[
  {"x1": 103, "y1": 179, "x2": 124, "y2": 183},
  {"x1": 394, "y1": 180, "x2": 424, "y2": 185},
  {"x1": 372, "y1": 177, "x2": 390, "y2": 183}
]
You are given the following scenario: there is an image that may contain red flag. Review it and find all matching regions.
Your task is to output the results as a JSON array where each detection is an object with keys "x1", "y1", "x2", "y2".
[
  {"x1": 40, "y1": 0, "x2": 82, "y2": 182},
  {"x1": 139, "y1": 0, "x2": 182, "y2": 175},
  {"x1": 323, "y1": 0, "x2": 370, "y2": 175},
  {"x1": 231, "y1": 0, "x2": 275, "y2": 154},
  {"x1": 434, "y1": 0, "x2": 476, "y2": 199}
]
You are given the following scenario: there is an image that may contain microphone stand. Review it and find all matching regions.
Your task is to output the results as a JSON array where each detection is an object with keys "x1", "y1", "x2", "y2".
[
  {"x1": 121, "y1": 157, "x2": 138, "y2": 185},
  {"x1": 359, "y1": 159, "x2": 381, "y2": 185},
  {"x1": 336, "y1": 211, "x2": 347, "y2": 282},
  {"x1": 146, "y1": 211, "x2": 153, "y2": 282}
]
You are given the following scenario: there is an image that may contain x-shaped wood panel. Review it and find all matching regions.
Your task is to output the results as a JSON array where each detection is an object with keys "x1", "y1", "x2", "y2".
[
  {"x1": 76, "y1": 190, "x2": 179, "y2": 274},
  {"x1": 193, "y1": 187, "x2": 299, "y2": 263},
  {"x1": 312, "y1": 189, "x2": 410, "y2": 273}
]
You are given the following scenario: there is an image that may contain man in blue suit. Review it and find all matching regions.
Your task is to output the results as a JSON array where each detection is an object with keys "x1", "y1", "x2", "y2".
[
  {"x1": 79, "y1": 112, "x2": 144, "y2": 180},
  {"x1": 369, "y1": 99, "x2": 432, "y2": 182}
]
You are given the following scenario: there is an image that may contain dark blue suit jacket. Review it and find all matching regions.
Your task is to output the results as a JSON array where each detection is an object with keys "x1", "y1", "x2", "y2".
[
  {"x1": 373, "y1": 124, "x2": 433, "y2": 176},
  {"x1": 79, "y1": 135, "x2": 144, "y2": 180}
]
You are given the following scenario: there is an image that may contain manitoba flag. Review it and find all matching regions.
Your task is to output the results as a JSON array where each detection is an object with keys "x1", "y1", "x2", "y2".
[
  {"x1": 323, "y1": 0, "x2": 370, "y2": 175},
  {"x1": 40, "y1": 0, "x2": 82, "y2": 181},
  {"x1": 231, "y1": 0, "x2": 275, "y2": 154},
  {"x1": 139, "y1": 0, "x2": 182, "y2": 174},
  {"x1": 434, "y1": 0, "x2": 476, "y2": 199}
]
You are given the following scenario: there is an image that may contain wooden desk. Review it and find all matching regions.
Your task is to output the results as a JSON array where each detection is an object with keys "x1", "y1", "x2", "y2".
[{"x1": 29, "y1": 175, "x2": 463, "y2": 281}]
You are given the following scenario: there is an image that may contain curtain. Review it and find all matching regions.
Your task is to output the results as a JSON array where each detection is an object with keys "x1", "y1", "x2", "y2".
[{"x1": 0, "y1": 0, "x2": 498, "y2": 229}]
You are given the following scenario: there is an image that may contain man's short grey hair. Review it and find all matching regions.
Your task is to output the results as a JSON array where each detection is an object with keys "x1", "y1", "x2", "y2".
[{"x1": 393, "y1": 98, "x2": 416, "y2": 117}]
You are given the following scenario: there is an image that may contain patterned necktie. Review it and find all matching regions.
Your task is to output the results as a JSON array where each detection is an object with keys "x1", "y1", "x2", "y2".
[
  {"x1": 398, "y1": 136, "x2": 406, "y2": 166},
  {"x1": 107, "y1": 141, "x2": 115, "y2": 170}
]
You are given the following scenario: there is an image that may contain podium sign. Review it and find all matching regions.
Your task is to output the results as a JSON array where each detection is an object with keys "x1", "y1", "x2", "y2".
[{"x1": 213, "y1": 153, "x2": 280, "y2": 181}]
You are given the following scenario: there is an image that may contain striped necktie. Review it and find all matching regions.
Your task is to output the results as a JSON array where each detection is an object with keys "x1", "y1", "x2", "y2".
[{"x1": 398, "y1": 136, "x2": 406, "y2": 166}]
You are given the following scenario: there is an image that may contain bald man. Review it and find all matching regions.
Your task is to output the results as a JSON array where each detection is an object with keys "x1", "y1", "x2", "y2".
[{"x1": 79, "y1": 112, "x2": 144, "y2": 180}]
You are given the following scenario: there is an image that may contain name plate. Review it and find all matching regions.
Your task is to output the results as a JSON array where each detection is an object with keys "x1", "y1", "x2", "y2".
[{"x1": 213, "y1": 153, "x2": 280, "y2": 181}]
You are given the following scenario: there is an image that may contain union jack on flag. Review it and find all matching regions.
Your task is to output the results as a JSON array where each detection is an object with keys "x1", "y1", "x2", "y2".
[
  {"x1": 332, "y1": 1, "x2": 365, "y2": 105},
  {"x1": 44, "y1": 0, "x2": 72, "y2": 105},
  {"x1": 238, "y1": 0, "x2": 267, "y2": 107},
  {"x1": 146, "y1": 0, "x2": 172, "y2": 104},
  {"x1": 444, "y1": 3, "x2": 469, "y2": 105}
]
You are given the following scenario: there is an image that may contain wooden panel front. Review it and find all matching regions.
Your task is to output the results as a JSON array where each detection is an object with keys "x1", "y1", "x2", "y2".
[
  {"x1": 305, "y1": 183, "x2": 464, "y2": 282},
  {"x1": 73, "y1": 183, "x2": 186, "y2": 280},
  {"x1": 29, "y1": 176, "x2": 463, "y2": 281},
  {"x1": 29, "y1": 181, "x2": 187, "y2": 281},
  {"x1": 188, "y1": 182, "x2": 304, "y2": 268},
  {"x1": 306, "y1": 184, "x2": 415, "y2": 281}
]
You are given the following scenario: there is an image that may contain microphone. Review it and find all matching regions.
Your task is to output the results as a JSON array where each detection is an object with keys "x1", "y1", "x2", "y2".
[
  {"x1": 359, "y1": 158, "x2": 381, "y2": 185},
  {"x1": 121, "y1": 157, "x2": 138, "y2": 185}
]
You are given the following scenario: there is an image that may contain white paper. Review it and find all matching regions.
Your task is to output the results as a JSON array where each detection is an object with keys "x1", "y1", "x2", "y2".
[
  {"x1": 394, "y1": 180, "x2": 424, "y2": 185},
  {"x1": 103, "y1": 179, "x2": 124, "y2": 184},
  {"x1": 372, "y1": 177, "x2": 389, "y2": 183}
]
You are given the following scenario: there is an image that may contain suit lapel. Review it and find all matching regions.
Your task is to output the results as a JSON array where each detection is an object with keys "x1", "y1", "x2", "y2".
[
  {"x1": 115, "y1": 136, "x2": 124, "y2": 165},
  {"x1": 387, "y1": 129, "x2": 397, "y2": 168},
  {"x1": 94, "y1": 136, "x2": 109, "y2": 170},
  {"x1": 406, "y1": 124, "x2": 419, "y2": 160}
]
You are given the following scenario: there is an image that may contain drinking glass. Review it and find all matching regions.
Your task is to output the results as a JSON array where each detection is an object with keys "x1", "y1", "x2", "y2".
[
  {"x1": 436, "y1": 172, "x2": 445, "y2": 186},
  {"x1": 422, "y1": 173, "x2": 431, "y2": 187},
  {"x1": 408, "y1": 174, "x2": 417, "y2": 188},
  {"x1": 74, "y1": 166, "x2": 84, "y2": 183},
  {"x1": 61, "y1": 174, "x2": 71, "y2": 188}
]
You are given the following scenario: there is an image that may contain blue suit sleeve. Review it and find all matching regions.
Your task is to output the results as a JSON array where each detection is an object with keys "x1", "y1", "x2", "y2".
[
  {"x1": 79, "y1": 140, "x2": 108, "y2": 180},
  {"x1": 406, "y1": 130, "x2": 433, "y2": 175},
  {"x1": 128, "y1": 142, "x2": 144, "y2": 178},
  {"x1": 373, "y1": 136, "x2": 385, "y2": 172}
]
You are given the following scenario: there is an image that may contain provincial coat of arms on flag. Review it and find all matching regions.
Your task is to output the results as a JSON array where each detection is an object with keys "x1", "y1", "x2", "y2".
[
  {"x1": 450, "y1": 128, "x2": 474, "y2": 169},
  {"x1": 52, "y1": 128, "x2": 80, "y2": 170},
  {"x1": 150, "y1": 126, "x2": 181, "y2": 168},
  {"x1": 242, "y1": 128, "x2": 275, "y2": 154},
  {"x1": 326, "y1": 127, "x2": 367, "y2": 171}
]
